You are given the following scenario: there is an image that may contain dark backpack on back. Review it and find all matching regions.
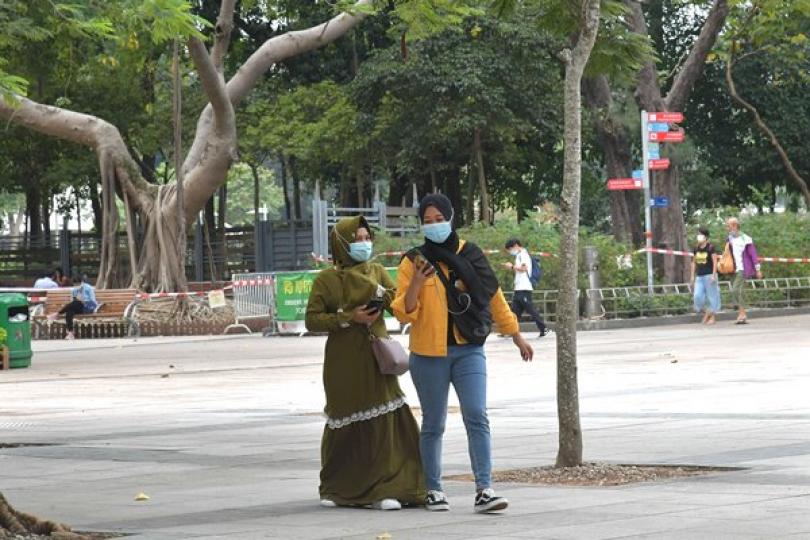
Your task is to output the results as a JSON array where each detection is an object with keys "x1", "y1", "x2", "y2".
[{"x1": 529, "y1": 255, "x2": 543, "y2": 287}]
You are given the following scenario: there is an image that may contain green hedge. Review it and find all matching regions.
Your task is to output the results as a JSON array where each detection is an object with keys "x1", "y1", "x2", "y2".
[{"x1": 369, "y1": 210, "x2": 810, "y2": 292}]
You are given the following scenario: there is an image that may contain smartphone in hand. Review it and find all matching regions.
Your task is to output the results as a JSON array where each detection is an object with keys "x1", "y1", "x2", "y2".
[
  {"x1": 413, "y1": 252, "x2": 435, "y2": 274},
  {"x1": 365, "y1": 297, "x2": 385, "y2": 314}
]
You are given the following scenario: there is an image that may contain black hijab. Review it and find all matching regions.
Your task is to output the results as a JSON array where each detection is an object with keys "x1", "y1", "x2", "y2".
[{"x1": 417, "y1": 194, "x2": 499, "y2": 309}]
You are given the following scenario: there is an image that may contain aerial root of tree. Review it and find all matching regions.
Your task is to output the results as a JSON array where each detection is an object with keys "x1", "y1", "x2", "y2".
[{"x1": 0, "y1": 493, "x2": 88, "y2": 539}]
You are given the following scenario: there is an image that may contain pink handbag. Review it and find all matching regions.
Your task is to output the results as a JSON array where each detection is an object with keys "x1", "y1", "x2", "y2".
[{"x1": 370, "y1": 335, "x2": 410, "y2": 376}]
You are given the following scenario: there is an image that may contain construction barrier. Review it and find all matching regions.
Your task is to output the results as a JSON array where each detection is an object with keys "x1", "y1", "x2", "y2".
[{"x1": 227, "y1": 273, "x2": 275, "y2": 334}]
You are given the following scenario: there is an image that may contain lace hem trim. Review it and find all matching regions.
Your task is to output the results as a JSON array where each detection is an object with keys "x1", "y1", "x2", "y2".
[{"x1": 326, "y1": 397, "x2": 407, "y2": 430}]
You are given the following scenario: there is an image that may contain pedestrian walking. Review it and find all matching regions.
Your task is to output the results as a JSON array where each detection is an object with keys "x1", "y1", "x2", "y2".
[
  {"x1": 503, "y1": 238, "x2": 548, "y2": 338},
  {"x1": 691, "y1": 227, "x2": 721, "y2": 325},
  {"x1": 305, "y1": 216, "x2": 424, "y2": 511},
  {"x1": 724, "y1": 217, "x2": 763, "y2": 324},
  {"x1": 392, "y1": 193, "x2": 533, "y2": 514}
]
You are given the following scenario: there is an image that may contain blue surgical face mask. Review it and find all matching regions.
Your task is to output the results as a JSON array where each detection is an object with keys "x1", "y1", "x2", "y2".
[
  {"x1": 423, "y1": 221, "x2": 452, "y2": 244},
  {"x1": 348, "y1": 241, "x2": 373, "y2": 262}
]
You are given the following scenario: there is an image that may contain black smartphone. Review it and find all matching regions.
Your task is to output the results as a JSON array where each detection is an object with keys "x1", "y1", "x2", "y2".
[
  {"x1": 413, "y1": 252, "x2": 434, "y2": 273},
  {"x1": 365, "y1": 297, "x2": 385, "y2": 313}
]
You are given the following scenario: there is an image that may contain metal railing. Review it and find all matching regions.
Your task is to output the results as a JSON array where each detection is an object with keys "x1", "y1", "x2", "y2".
[
  {"x1": 226, "y1": 272, "x2": 276, "y2": 334},
  {"x1": 585, "y1": 277, "x2": 810, "y2": 319}
]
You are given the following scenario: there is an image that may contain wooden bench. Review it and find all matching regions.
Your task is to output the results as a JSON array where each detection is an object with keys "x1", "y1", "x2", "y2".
[{"x1": 31, "y1": 289, "x2": 140, "y2": 339}]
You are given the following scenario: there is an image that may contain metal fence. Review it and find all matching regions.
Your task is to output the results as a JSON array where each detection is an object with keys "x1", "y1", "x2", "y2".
[
  {"x1": 227, "y1": 272, "x2": 276, "y2": 334},
  {"x1": 586, "y1": 277, "x2": 810, "y2": 319}
]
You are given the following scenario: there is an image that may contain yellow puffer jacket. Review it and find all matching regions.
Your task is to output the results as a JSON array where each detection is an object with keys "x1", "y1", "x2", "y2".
[{"x1": 391, "y1": 241, "x2": 518, "y2": 357}]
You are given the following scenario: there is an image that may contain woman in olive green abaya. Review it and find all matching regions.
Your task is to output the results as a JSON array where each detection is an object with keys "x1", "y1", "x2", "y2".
[{"x1": 305, "y1": 216, "x2": 425, "y2": 510}]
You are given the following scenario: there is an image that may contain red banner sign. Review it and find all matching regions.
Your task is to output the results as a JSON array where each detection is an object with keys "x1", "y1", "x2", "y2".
[
  {"x1": 649, "y1": 130, "x2": 685, "y2": 143},
  {"x1": 607, "y1": 178, "x2": 643, "y2": 191},
  {"x1": 648, "y1": 158, "x2": 671, "y2": 170},
  {"x1": 648, "y1": 112, "x2": 684, "y2": 123}
]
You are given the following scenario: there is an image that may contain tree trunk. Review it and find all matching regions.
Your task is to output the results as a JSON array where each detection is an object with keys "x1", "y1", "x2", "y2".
[
  {"x1": 356, "y1": 172, "x2": 365, "y2": 207},
  {"x1": 465, "y1": 164, "x2": 476, "y2": 224},
  {"x1": 387, "y1": 169, "x2": 408, "y2": 207},
  {"x1": 626, "y1": 0, "x2": 728, "y2": 283},
  {"x1": 446, "y1": 168, "x2": 463, "y2": 227},
  {"x1": 555, "y1": 0, "x2": 601, "y2": 469},
  {"x1": 41, "y1": 197, "x2": 51, "y2": 244},
  {"x1": 250, "y1": 162, "x2": 261, "y2": 226},
  {"x1": 171, "y1": 40, "x2": 188, "y2": 291},
  {"x1": 340, "y1": 174, "x2": 353, "y2": 206},
  {"x1": 473, "y1": 127, "x2": 491, "y2": 224},
  {"x1": 89, "y1": 180, "x2": 103, "y2": 232},
  {"x1": 280, "y1": 154, "x2": 292, "y2": 220},
  {"x1": 289, "y1": 156, "x2": 302, "y2": 220},
  {"x1": 583, "y1": 76, "x2": 641, "y2": 245},
  {"x1": 24, "y1": 185, "x2": 42, "y2": 242},
  {"x1": 217, "y1": 184, "x2": 228, "y2": 280},
  {"x1": 725, "y1": 58, "x2": 810, "y2": 207}
]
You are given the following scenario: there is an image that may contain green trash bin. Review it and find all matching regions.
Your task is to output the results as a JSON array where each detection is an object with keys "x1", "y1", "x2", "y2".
[{"x1": 0, "y1": 293, "x2": 33, "y2": 369}]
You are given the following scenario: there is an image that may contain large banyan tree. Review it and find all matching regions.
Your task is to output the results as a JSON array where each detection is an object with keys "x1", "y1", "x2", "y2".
[{"x1": 0, "y1": 0, "x2": 378, "y2": 292}]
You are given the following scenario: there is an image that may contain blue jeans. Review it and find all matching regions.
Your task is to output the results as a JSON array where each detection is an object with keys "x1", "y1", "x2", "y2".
[
  {"x1": 409, "y1": 345, "x2": 491, "y2": 492},
  {"x1": 694, "y1": 274, "x2": 721, "y2": 313}
]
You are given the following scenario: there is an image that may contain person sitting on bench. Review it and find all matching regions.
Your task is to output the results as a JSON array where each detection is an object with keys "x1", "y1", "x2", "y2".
[{"x1": 48, "y1": 276, "x2": 98, "y2": 340}]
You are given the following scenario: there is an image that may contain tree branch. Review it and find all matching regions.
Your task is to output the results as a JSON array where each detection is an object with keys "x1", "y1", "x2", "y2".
[
  {"x1": 211, "y1": 0, "x2": 237, "y2": 73},
  {"x1": 666, "y1": 0, "x2": 728, "y2": 111},
  {"x1": 725, "y1": 57, "x2": 810, "y2": 206},
  {"x1": 626, "y1": 0, "x2": 665, "y2": 111},
  {"x1": 181, "y1": 0, "x2": 372, "y2": 207},
  {"x1": 0, "y1": 95, "x2": 153, "y2": 209},
  {"x1": 187, "y1": 37, "x2": 232, "y2": 130}
]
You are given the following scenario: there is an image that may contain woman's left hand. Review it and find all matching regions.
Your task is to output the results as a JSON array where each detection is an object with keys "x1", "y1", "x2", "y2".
[{"x1": 512, "y1": 333, "x2": 534, "y2": 362}]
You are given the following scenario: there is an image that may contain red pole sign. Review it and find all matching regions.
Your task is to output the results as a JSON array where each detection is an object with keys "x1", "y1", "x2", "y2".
[
  {"x1": 648, "y1": 112, "x2": 684, "y2": 123},
  {"x1": 607, "y1": 178, "x2": 643, "y2": 190},
  {"x1": 648, "y1": 158, "x2": 671, "y2": 170},
  {"x1": 649, "y1": 130, "x2": 685, "y2": 143}
]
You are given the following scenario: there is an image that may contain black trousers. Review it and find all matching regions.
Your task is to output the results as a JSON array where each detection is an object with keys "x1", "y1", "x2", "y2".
[
  {"x1": 510, "y1": 290, "x2": 546, "y2": 332},
  {"x1": 58, "y1": 300, "x2": 85, "y2": 332}
]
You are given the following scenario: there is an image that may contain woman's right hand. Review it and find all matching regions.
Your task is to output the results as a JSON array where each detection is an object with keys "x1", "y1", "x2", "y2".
[
  {"x1": 411, "y1": 261, "x2": 435, "y2": 288},
  {"x1": 351, "y1": 305, "x2": 382, "y2": 325}
]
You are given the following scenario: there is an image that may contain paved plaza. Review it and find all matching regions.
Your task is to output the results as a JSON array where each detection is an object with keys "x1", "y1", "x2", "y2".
[{"x1": 1, "y1": 314, "x2": 810, "y2": 539}]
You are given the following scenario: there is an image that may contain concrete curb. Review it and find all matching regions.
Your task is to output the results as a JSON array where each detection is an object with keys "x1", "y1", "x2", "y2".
[{"x1": 519, "y1": 306, "x2": 810, "y2": 333}]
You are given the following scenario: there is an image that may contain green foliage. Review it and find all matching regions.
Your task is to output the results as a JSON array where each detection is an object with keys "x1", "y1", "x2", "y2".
[
  {"x1": 224, "y1": 163, "x2": 286, "y2": 225},
  {"x1": 0, "y1": 326, "x2": 7, "y2": 346},
  {"x1": 371, "y1": 210, "x2": 810, "y2": 289},
  {"x1": 136, "y1": 0, "x2": 212, "y2": 43}
]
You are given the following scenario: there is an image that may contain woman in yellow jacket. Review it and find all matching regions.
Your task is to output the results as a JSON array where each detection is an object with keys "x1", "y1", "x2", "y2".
[{"x1": 392, "y1": 194, "x2": 533, "y2": 514}]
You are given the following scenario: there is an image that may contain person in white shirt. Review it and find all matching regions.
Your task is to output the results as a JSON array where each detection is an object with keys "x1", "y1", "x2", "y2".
[
  {"x1": 502, "y1": 238, "x2": 548, "y2": 338},
  {"x1": 33, "y1": 273, "x2": 59, "y2": 289}
]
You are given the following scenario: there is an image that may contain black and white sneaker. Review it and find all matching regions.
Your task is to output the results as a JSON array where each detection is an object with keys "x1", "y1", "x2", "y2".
[
  {"x1": 425, "y1": 490, "x2": 450, "y2": 511},
  {"x1": 474, "y1": 488, "x2": 508, "y2": 513}
]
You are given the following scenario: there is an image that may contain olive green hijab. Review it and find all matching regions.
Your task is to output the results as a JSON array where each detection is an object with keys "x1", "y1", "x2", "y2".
[{"x1": 330, "y1": 215, "x2": 374, "y2": 271}]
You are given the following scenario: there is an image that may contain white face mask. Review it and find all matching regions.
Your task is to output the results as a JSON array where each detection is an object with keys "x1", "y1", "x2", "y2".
[
  {"x1": 696, "y1": 234, "x2": 706, "y2": 243},
  {"x1": 509, "y1": 249, "x2": 519, "y2": 256}
]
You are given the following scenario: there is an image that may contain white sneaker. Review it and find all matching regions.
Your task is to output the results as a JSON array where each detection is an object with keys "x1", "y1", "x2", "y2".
[
  {"x1": 65, "y1": 332, "x2": 75, "y2": 340},
  {"x1": 425, "y1": 490, "x2": 450, "y2": 511},
  {"x1": 319, "y1": 499, "x2": 337, "y2": 508},
  {"x1": 474, "y1": 488, "x2": 508, "y2": 513},
  {"x1": 372, "y1": 498, "x2": 402, "y2": 511}
]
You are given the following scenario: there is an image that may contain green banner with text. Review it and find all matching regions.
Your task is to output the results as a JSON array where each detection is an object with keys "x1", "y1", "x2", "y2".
[{"x1": 274, "y1": 269, "x2": 398, "y2": 322}]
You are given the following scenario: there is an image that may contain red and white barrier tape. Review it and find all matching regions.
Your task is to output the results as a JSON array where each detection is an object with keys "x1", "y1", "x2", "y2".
[
  {"x1": 758, "y1": 257, "x2": 810, "y2": 264},
  {"x1": 635, "y1": 247, "x2": 695, "y2": 258},
  {"x1": 634, "y1": 247, "x2": 810, "y2": 264}
]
